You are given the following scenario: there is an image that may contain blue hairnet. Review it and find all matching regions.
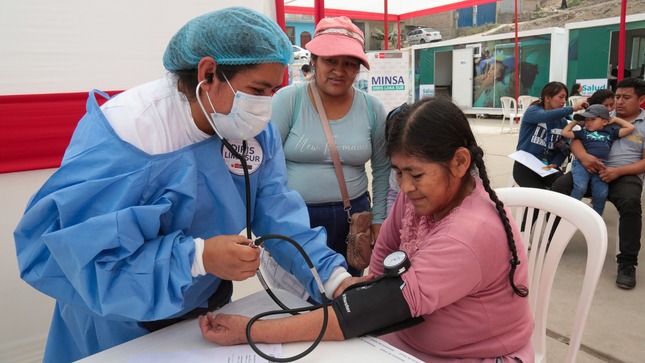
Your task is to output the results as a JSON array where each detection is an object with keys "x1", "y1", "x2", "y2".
[{"x1": 163, "y1": 7, "x2": 293, "y2": 71}]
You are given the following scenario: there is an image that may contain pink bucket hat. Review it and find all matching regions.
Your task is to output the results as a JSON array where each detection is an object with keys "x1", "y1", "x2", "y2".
[{"x1": 305, "y1": 16, "x2": 370, "y2": 70}]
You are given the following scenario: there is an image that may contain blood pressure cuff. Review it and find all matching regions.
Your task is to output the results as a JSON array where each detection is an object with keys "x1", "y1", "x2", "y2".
[{"x1": 332, "y1": 276, "x2": 424, "y2": 339}]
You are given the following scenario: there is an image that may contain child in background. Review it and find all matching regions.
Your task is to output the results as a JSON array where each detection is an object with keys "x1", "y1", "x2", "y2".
[
  {"x1": 561, "y1": 104, "x2": 635, "y2": 214},
  {"x1": 301, "y1": 64, "x2": 314, "y2": 81}
]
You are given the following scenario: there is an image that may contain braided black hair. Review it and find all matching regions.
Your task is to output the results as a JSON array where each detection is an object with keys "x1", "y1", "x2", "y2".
[
  {"x1": 469, "y1": 141, "x2": 528, "y2": 297},
  {"x1": 387, "y1": 98, "x2": 528, "y2": 297}
]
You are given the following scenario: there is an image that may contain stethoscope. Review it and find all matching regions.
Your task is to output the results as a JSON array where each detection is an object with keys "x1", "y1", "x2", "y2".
[
  {"x1": 219, "y1": 138, "x2": 331, "y2": 362},
  {"x1": 195, "y1": 79, "x2": 328, "y2": 361}
]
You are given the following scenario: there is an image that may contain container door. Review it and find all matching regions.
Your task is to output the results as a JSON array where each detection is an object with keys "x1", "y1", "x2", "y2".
[{"x1": 452, "y1": 47, "x2": 474, "y2": 108}]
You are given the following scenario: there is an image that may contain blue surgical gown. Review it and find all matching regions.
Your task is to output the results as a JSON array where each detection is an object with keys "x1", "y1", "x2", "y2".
[{"x1": 14, "y1": 90, "x2": 347, "y2": 362}]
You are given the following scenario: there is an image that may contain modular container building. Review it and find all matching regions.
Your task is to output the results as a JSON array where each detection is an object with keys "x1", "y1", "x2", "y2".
[
  {"x1": 410, "y1": 27, "x2": 568, "y2": 116},
  {"x1": 407, "y1": 13, "x2": 645, "y2": 115},
  {"x1": 565, "y1": 13, "x2": 645, "y2": 96}
]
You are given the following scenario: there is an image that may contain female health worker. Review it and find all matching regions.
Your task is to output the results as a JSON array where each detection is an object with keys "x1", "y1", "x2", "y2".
[{"x1": 14, "y1": 7, "x2": 360, "y2": 362}]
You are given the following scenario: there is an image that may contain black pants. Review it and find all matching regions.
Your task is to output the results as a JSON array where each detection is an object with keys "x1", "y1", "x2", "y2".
[
  {"x1": 512, "y1": 162, "x2": 563, "y2": 190},
  {"x1": 552, "y1": 172, "x2": 643, "y2": 264},
  {"x1": 513, "y1": 162, "x2": 564, "y2": 234}
]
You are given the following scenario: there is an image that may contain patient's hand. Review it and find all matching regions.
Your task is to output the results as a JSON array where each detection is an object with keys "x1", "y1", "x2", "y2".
[{"x1": 199, "y1": 312, "x2": 250, "y2": 345}]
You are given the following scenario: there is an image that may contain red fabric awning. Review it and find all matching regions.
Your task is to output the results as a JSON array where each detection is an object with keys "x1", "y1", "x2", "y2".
[{"x1": 0, "y1": 91, "x2": 120, "y2": 173}]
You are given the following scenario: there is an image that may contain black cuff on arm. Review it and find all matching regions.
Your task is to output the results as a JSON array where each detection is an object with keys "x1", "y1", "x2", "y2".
[{"x1": 331, "y1": 276, "x2": 424, "y2": 339}]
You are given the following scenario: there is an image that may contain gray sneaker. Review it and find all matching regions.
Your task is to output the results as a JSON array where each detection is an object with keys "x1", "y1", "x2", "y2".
[{"x1": 616, "y1": 263, "x2": 636, "y2": 289}]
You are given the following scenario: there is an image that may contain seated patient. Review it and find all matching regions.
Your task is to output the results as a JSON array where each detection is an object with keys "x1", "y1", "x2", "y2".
[{"x1": 199, "y1": 98, "x2": 534, "y2": 362}]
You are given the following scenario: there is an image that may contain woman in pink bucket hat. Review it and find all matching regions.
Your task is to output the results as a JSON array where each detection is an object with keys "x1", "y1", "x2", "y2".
[{"x1": 272, "y1": 16, "x2": 389, "y2": 277}]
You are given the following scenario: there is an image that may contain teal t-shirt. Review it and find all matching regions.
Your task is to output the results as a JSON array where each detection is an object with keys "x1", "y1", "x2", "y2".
[{"x1": 271, "y1": 82, "x2": 389, "y2": 224}]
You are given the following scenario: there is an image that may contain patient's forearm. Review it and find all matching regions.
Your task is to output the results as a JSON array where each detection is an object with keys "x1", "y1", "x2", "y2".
[{"x1": 251, "y1": 309, "x2": 345, "y2": 343}]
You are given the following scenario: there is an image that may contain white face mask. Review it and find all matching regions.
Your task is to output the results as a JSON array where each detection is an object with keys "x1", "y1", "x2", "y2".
[{"x1": 196, "y1": 76, "x2": 272, "y2": 141}]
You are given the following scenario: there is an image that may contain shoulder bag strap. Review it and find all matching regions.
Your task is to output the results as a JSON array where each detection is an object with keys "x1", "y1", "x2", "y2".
[{"x1": 309, "y1": 81, "x2": 352, "y2": 220}]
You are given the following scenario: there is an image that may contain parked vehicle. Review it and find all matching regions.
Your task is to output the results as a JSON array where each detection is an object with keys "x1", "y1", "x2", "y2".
[{"x1": 407, "y1": 27, "x2": 442, "y2": 44}]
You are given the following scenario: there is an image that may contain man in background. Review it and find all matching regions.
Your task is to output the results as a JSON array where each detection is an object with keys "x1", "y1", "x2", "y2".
[{"x1": 552, "y1": 77, "x2": 645, "y2": 289}]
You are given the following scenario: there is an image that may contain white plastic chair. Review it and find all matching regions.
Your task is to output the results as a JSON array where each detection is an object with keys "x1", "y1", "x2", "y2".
[
  {"x1": 567, "y1": 95, "x2": 586, "y2": 106},
  {"x1": 517, "y1": 95, "x2": 538, "y2": 123},
  {"x1": 568, "y1": 96, "x2": 587, "y2": 117},
  {"x1": 495, "y1": 187, "x2": 607, "y2": 363},
  {"x1": 500, "y1": 96, "x2": 519, "y2": 133}
]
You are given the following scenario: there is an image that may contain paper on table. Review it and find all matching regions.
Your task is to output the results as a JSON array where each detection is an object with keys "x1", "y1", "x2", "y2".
[
  {"x1": 259, "y1": 248, "x2": 310, "y2": 300},
  {"x1": 508, "y1": 150, "x2": 560, "y2": 177},
  {"x1": 128, "y1": 344, "x2": 281, "y2": 363},
  {"x1": 358, "y1": 336, "x2": 424, "y2": 363}
]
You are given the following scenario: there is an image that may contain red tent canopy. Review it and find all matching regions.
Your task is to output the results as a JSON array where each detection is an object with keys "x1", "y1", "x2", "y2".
[
  {"x1": 280, "y1": 0, "x2": 501, "y2": 50},
  {"x1": 283, "y1": 0, "x2": 500, "y2": 21}
]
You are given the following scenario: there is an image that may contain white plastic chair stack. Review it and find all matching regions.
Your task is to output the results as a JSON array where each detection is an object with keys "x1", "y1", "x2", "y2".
[
  {"x1": 500, "y1": 96, "x2": 519, "y2": 133},
  {"x1": 495, "y1": 187, "x2": 607, "y2": 363}
]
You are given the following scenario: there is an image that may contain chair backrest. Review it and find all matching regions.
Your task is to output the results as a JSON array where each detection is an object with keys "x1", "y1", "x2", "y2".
[
  {"x1": 568, "y1": 96, "x2": 587, "y2": 107},
  {"x1": 517, "y1": 95, "x2": 538, "y2": 114},
  {"x1": 500, "y1": 96, "x2": 517, "y2": 117},
  {"x1": 495, "y1": 187, "x2": 607, "y2": 363}
]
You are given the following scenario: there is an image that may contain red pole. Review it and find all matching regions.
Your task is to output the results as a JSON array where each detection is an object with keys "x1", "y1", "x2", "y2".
[
  {"x1": 617, "y1": 0, "x2": 627, "y2": 82},
  {"x1": 274, "y1": 0, "x2": 289, "y2": 87},
  {"x1": 397, "y1": 18, "x2": 401, "y2": 50},
  {"x1": 315, "y1": 0, "x2": 325, "y2": 25},
  {"x1": 275, "y1": 0, "x2": 286, "y2": 30},
  {"x1": 384, "y1": 0, "x2": 389, "y2": 50},
  {"x1": 514, "y1": 0, "x2": 520, "y2": 101}
]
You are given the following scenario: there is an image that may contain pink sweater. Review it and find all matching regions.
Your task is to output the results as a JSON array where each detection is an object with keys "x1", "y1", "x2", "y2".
[{"x1": 370, "y1": 179, "x2": 533, "y2": 362}]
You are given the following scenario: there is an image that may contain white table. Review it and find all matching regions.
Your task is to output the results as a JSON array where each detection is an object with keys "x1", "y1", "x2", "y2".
[{"x1": 76, "y1": 289, "x2": 422, "y2": 362}]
